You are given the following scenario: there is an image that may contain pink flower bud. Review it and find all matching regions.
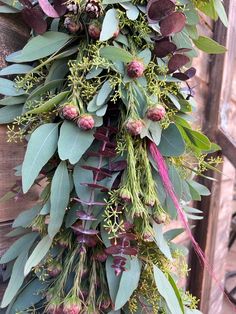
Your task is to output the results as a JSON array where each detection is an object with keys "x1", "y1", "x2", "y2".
[
  {"x1": 77, "y1": 114, "x2": 95, "y2": 130},
  {"x1": 47, "y1": 262, "x2": 62, "y2": 278},
  {"x1": 119, "y1": 188, "x2": 132, "y2": 203},
  {"x1": 88, "y1": 22, "x2": 101, "y2": 39},
  {"x1": 127, "y1": 60, "x2": 145, "y2": 78},
  {"x1": 63, "y1": 297, "x2": 82, "y2": 314},
  {"x1": 146, "y1": 105, "x2": 166, "y2": 121},
  {"x1": 125, "y1": 119, "x2": 144, "y2": 136},
  {"x1": 61, "y1": 104, "x2": 78, "y2": 120}
]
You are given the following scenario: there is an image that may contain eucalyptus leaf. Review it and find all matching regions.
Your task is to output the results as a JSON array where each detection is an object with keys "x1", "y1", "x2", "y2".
[
  {"x1": 24, "y1": 235, "x2": 53, "y2": 276},
  {"x1": 214, "y1": 0, "x2": 228, "y2": 27},
  {"x1": 1, "y1": 252, "x2": 28, "y2": 308},
  {"x1": 26, "y1": 91, "x2": 69, "y2": 114},
  {"x1": 97, "y1": 80, "x2": 113, "y2": 107},
  {"x1": 153, "y1": 266, "x2": 184, "y2": 314},
  {"x1": 13, "y1": 206, "x2": 41, "y2": 228},
  {"x1": 100, "y1": 9, "x2": 119, "y2": 41},
  {"x1": 0, "y1": 233, "x2": 38, "y2": 264},
  {"x1": 187, "y1": 180, "x2": 210, "y2": 196},
  {"x1": 22, "y1": 123, "x2": 59, "y2": 193},
  {"x1": 48, "y1": 161, "x2": 70, "y2": 238},
  {"x1": 0, "y1": 64, "x2": 33, "y2": 76},
  {"x1": 158, "y1": 124, "x2": 186, "y2": 156},
  {"x1": 58, "y1": 121, "x2": 94, "y2": 164},
  {"x1": 73, "y1": 161, "x2": 93, "y2": 203},
  {"x1": 0, "y1": 78, "x2": 25, "y2": 96},
  {"x1": 0, "y1": 4, "x2": 19, "y2": 13},
  {"x1": 6, "y1": 32, "x2": 71, "y2": 63},
  {"x1": 114, "y1": 258, "x2": 141, "y2": 310},
  {"x1": 0, "y1": 105, "x2": 23, "y2": 124},
  {"x1": 27, "y1": 79, "x2": 65, "y2": 100},
  {"x1": 193, "y1": 36, "x2": 227, "y2": 54},
  {"x1": 153, "y1": 223, "x2": 172, "y2": 259},
  {"x1": 0, "y1": 95, "x2": 27, "y2": 106},
  {"x1": 7, "y1": 279, "x2": 49, "y2": 314},
  {"x1": 100, "y1": 46, "x2": 133, "y2": 63}
]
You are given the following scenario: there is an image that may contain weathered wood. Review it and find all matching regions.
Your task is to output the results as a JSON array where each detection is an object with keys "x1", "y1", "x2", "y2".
[
  {"x1": 188, "y1": 1, "x2": 236, "y2": 313},
  {"x1": 217, "y1": 129, "x2": 236, "y2": 168},
  {"x1": 0, "y1": 14, "x2": 41, "y2": 222}
]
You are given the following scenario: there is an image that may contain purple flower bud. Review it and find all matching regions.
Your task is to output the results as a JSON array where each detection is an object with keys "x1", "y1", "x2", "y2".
[{"x1": 127, "y1": 60, "x2": 145, "y2": 78}]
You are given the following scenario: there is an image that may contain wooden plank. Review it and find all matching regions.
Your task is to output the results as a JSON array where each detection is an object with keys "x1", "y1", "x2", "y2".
[
  {"x1": 188, "y1": 1, "x2": 234, "y2": 313},
  {"x1": 217, "y1": 129, "x2": 236, "y2": 168}
]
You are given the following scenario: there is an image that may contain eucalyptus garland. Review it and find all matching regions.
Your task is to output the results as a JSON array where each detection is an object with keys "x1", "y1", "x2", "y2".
[{"x1": 0, "y1": 0, "x2": 228, "y2": 313}]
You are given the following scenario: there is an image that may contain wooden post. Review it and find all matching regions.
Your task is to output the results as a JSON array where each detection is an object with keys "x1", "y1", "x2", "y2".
[{"x1": 188, "y1": 1, "x2": 236, "y2": 313}]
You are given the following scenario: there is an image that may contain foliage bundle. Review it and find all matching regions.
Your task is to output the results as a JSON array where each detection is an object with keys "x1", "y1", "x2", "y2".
[{"x1": 0, "y1": 0, "x2": 227, "y2": 313}]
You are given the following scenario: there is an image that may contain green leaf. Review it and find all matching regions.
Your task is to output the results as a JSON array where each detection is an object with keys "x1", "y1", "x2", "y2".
[
  {"x1": 149, "y1": 121, "x2": 162, "y2": 146},
  {"x1": 0, "y1": 64, "x2": 33, "y2": 76},
  {"x1": 26, "y1": 91, "x2": 69, "y2": 114},
  {"x1": 187, "y1": 180, "x2": 211, "y2": 196},
  {"x1": 153, "y1": 265, "x2": 184, "y2": 314},
  {"x1": 137, "y1": 48, "x2": 151, "y2": 66},
  {"x1": 6, "y1": 32, "x2": 71, "y2": 63},
  {"x1": 100, "y1": 9, "x2": 119, "y2": 41},
  {"x1": 100, "y1": 46, "x2": 133, "y2": 63},
  {"x1": 27, "y1": 79, "x2": 65, "y2": 101},
  {"x1": 168, "y1": 93, "x2": 181, "y2": 110},
  {"x1": 0, "y1": 105, "x2": 23, "y2": 124},
  {"x1": 182, "y1": 127, "x2": 211, "y2": 150},
  {"x1": 158, "y1": 124, "x2": 186, "y2": 156},
  {"x1": 0, "y1": 233, "x2": 38, "y2": 264},
  {"x1": 214, "y1": 0, "x2": 228, "y2": 27},
  {"x1": 0, "y1": 4, "x2": 19, "y2": 13},
  {"x1": 7, "y1": 279, "x2": 49, "y2": 314},
  {"x1": 164, "y1": 228, "x2": 185, "y2": 242},
  {"x1": 58, "y1": 121, "x2": 94, "y2": 164},
  {"x1": 97, "y1": 80, "x2": 113, "y2": 107},
  {"x1": 168, "y1": 274, "x2": 185, "y2": 313},
  {"x1": 22, "y1": 123, "x2": 59, "y2": 193},
  {"x1": 153, "y1": 223, "x2": 172, "y2": 260},
  {"x1": 12, "y1": 206, "x2": 41, "y2": 228},
  {"x1": 24, "y1": 235, "x2": 53, "y2": 276},
  {"x1": 73, "y1": 161, "x2": 93, "y2": 202},
  {"x1": 0, "y1": 78, "x2": 25, "y2": 96},
  {"x1": 1, "y1": 252, "x2": 28, "y2": 308},
  {"x1": 0, "y1": 0, "x2": 22, "y2": 9},
  {"x1": 198, "y1": 0, "x2": 218, "y2": 20},
  {"x1": 48, "y1": 161, "x2": 70, "y2": 238},
  {"x1": 193, "y1": 36, "x2": 227, "y2": 54},
  {"x1": 121, "y1": 3, "x2": 139, "y2": 21},
  {"x1": 114, "y1": 258, "x2": 141, "y2": 310},
  {"x1": 0, "y1": 95, "x2": 27, "y2": 106}
]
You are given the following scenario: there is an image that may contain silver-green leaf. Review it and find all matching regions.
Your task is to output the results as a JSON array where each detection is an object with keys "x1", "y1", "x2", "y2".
[
  {"x1": 22, "y1": 123, "x2": 59, "y2": 193},
  {"x1": 58, "y1": 121, "x2": 94, "y2": 164},
  {"x1": 48, "y1": 161, "x2": 70, "y2": 238}
]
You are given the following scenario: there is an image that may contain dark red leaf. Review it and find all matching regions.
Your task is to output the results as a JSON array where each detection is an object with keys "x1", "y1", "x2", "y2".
[
  {"x1": 184, "y1": 67, "x2": 196, "y2": 78},
  {"x1": 168, "y1": 54, "x2": 190, "y2": 73},
  {"x1": 80, "y1": 183, "x2": 109, "y2": 191},
  {"x1": 77, "y1": 234, "x2": 98, "y2": 247},
  {"x1": 81, "y1": 165, "x2": 112, "y2": 177},
  {"x1": 154, "y1": 38, "x2": 177, "y2": 58},
  {"x1": 21, "y1": 7, "x2": 47, "y2": 34},
  {"x1": 147, "y1": 0, "x2": 175, "y2": 23},
  {"x1": 172, "y1": 72, "x2": 189, "y2": 81},
  {"x1": 54, "y1": 0, "x2": 67, "y2": 16},
  {"x1": 176, "y1": 48, "x2": 192, "y2": 53},
  {"x1": 74, "y1": 198, "x2": 106, "y2": 206},
  {"x1": 72, "y1": 225, "x2": 99, "y2": 235},
  {"x1": 160, "y1": 12, "x2": 186, "y2": 36},
  {"x1": 76, "y1": 210, "x2": 97, "y2": 221},
  {"x1": 109, "y1": 160, "x2": 127, "y2": 171}
]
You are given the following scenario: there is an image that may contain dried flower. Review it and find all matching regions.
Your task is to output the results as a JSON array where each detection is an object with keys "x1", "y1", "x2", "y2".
[
  {"x1": 77, "y1": 114, "x2": 95, "y2": 130},
  {"x1": 125, "y1": 119, "x2": 144, "y2": 136},
  {"x1": 146, "y1": 105, "x2": 166, "y2": 122},
  {"x1": 127, "y1": 60, "x2": 145, "y2": 78}
]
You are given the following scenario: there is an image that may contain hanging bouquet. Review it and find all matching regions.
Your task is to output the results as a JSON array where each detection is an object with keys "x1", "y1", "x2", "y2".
[{"x1": 0, "y1": 0, "x2": 228, "y2": 313}]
